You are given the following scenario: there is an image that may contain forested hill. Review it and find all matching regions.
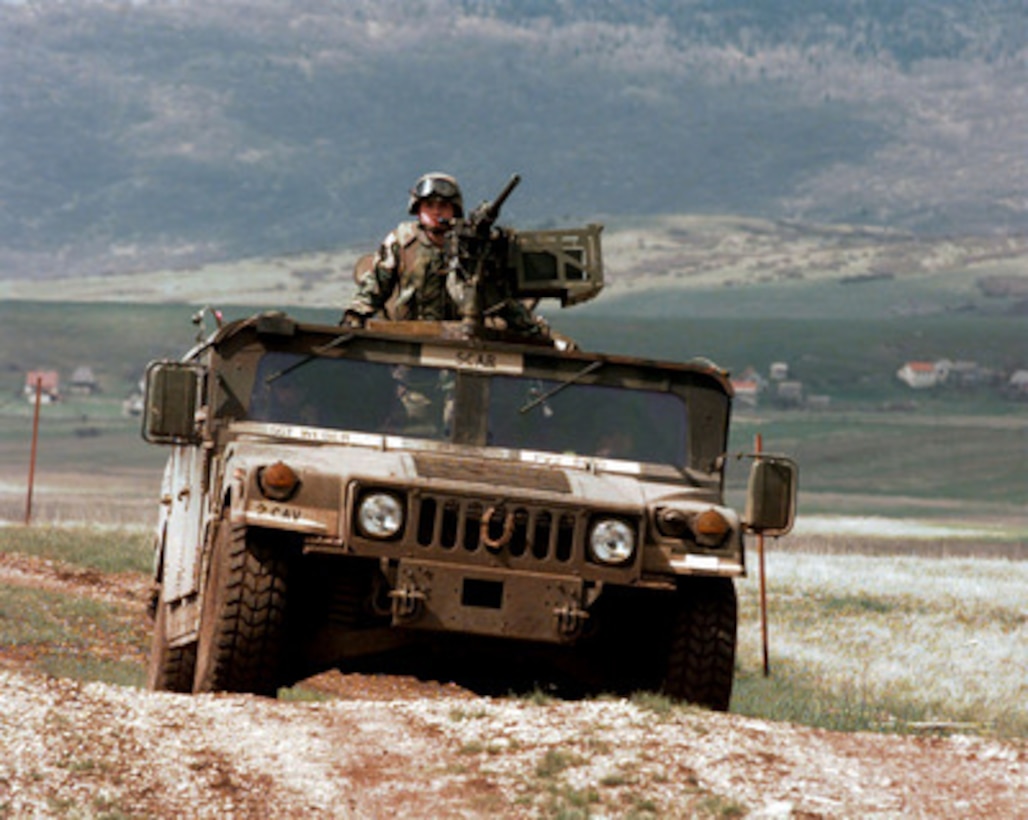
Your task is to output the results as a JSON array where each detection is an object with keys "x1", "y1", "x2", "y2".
[{"x1": 2, "y1": 0, "x2": 1024, "y2": 280}]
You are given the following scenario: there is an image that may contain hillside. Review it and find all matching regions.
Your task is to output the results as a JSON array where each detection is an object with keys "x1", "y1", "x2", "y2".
[
  {"x1": 2, "y1": 216, "x2": 1027, "y2": 321},
  {"x1": 2, "y1": 0, "x2": 1025, "y2": 282}
]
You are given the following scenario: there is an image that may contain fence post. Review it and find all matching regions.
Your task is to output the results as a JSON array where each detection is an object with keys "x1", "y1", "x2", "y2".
[
  {"x1": 24, "y1": 376, "x2": 42, "y2": 526},
  {"x1": 756, "y1": 432, "x2": 770, "y2": 677}
]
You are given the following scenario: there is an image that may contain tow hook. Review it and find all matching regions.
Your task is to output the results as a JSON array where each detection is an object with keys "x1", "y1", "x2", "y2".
[
  {"x1": 480, "y1": 505, "x2": 516, "y2": 551},
  {"x1": 553, "y1": 602, "x2": 589, "y2": 636},
  {"x1": 389, "y1": 583, "x2": 426, "y2": 621}
]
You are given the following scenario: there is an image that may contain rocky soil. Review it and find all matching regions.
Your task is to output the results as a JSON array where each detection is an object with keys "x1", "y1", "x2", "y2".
[{"x1": 0, "y1": 551, "x2": 1025, "y2": 819}]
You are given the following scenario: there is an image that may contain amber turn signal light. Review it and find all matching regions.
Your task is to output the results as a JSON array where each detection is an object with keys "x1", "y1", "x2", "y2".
[
  {"x1": 694, "y1": 508, "x2": 731, "y2": 546},
  {"x1": 258, "y1": 461, "x2": 300, "y2": 501}
]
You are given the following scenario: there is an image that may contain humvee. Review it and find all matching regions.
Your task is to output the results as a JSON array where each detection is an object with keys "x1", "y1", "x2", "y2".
[{"x1": 142, "y1": 217, "x2": 796, "y2": 711}]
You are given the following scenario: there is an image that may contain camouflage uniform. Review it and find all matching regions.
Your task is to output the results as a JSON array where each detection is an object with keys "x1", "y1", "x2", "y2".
[
  {"x1": 345, "y1": 222, "x2": 543, "y2": 334},
  {"x1": 347, "y1": 221, "x2": 456, "y2": 322}
]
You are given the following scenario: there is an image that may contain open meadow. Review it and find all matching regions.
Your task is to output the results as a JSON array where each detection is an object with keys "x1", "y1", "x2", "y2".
[
  {"x1": 733, "y1": 548, "x2": 1028, "y2": 738},
  {"x1": 1, "y1": 299, "x2": 1025, "y2": 530},
  {"x1": 0, "y1": 524, "x2": 1024, "y2": 741}
]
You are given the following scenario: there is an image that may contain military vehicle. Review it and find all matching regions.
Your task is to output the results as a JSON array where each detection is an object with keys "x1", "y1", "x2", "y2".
[{"x1": 142, "y1": 181, "x2": 796, "y2": 709}]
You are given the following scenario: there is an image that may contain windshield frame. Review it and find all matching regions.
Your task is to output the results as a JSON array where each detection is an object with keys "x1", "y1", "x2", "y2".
[{"x1": 209, "y1": 327, "x2": 731, "y2": 478}]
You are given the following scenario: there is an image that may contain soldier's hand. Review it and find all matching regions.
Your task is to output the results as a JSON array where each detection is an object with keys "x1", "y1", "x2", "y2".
[{"x1": 341, "y1": 311, "x2": 366, "y2": 329}]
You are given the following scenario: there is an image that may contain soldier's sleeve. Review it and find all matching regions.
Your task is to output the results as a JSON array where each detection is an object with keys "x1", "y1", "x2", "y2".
[
  {"x1": 346, "y1": 229, "x2": 402, "y2": 319},
  {"x1": 498, "y1": 298, "x2": 546, "y2": 336}
]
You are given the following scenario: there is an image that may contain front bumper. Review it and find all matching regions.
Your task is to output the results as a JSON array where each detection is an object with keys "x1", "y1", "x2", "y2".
[{"x1": 388, "y1": 559, "x2": 598, "y2": 644}]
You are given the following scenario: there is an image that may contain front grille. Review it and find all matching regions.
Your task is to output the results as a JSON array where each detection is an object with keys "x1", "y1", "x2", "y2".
[
  {"x1": 415, "y1": 494, "x2": 579, "y2": 564},
  {"x1": 413, "y1": 455, "x2": 572, "y2": 494}
]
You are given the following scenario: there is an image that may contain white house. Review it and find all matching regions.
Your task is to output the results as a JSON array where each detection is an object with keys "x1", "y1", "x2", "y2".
[
  {"x1": 1007, "y1": 370, "x2": 1028, "y2": 397},
  {"x1": 69, "y1": 365, "x2": 100, "y2": 395},
  {"x1": 775, "y1": 380, "x2": 804, "y2": 406},
  {"x1": 896, "y1": 361, "x2": 945, "y2": 389}
]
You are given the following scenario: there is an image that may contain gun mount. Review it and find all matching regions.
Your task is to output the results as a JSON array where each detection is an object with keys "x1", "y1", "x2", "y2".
[{"x1": 446, "y1": 174, "x2": 604, "y2": 334}]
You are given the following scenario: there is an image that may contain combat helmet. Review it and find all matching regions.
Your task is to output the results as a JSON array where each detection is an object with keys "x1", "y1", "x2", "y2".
[{"x1": 408, "y1": 172, "x2": 463, "y2": 218}]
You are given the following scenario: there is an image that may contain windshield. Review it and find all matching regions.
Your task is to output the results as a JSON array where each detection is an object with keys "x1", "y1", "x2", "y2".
[
  {"x1": 487, "y1": 376, "x2": 685, "y2": 465},
  {"x1": 250, "y1": 353, "x2": 453, "y2": 440},
  {"x1": 246, "y1": 352, "x2": 688, "y2": 467}
]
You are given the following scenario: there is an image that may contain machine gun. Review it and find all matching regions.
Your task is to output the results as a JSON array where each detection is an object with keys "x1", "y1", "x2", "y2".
[
  {"x1": 444, "y1": 173, "x2": 604, "y2": 337},
  {"x1": 466, "y1": 173, "x2": 521, "y2": 237},
  {"x1": 447, "y1": 174, "x2": 522, "y2": 331}
]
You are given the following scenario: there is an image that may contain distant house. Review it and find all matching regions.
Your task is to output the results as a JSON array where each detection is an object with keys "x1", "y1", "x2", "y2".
[
  {"x1": 730, "y1": 378, "x2": 760, "y2": 408},
  {"x1": 123, "y1": 376, "x2": 147, "y2": 417},
  {"x1": 946, "y1": 360, "x2": 998, "y2": 388},
  {"x1": 123, "y1": 393, "x2": 144, "y2": 416},
  {"x1": 24, "y1": 370, "x2": 60, "y2": 404},
  {"x1": 775, "y1": 380, "x2": 804, "y2": 407},
  {"x1": 69, "y1": 366, "x2": 100, "y2": 396},
  {"x1": 769, "y1": 362, "x2": 789, "y2": 381},
  {"x1": 737, "y1": 366, "x2": 767, "y2": 389},
  {"x1": 1007, "y1": 370, "x2": 1028, "y2": 398},
  {"x1": 896, "y1": 361, "x2": 944, "y2": 389}
]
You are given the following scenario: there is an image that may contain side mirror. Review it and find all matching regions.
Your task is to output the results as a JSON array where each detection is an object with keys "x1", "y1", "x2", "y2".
[
  {"x1": 142, "y1": 361, "x2": 203, "y2": 444},
  {"x1": 744, "y1": 456, "x2": 798, "y2": 536}
]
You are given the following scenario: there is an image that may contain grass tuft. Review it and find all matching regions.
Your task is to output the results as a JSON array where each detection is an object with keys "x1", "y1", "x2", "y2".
[
  {"x1": 629, "y1": 691, "x2": 677, "y2": 717},
  {"x1": 0, "y1": 524, "x2": 152, "y2": 574},
  {"x1": 518, "y1": 686, "x2": 557, "y2": 706},
  {"x1": 535, "y1": 748, "x2": 581, "y2": 779}
]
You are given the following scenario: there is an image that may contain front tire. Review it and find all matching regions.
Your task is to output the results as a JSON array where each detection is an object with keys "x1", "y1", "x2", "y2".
[
  {"x1": 193, "y1": 519, "x2": 291, "y2": 696},
  {"x1": 146, "y1": 595, "x2": 197, "y2": 693},
  {"x1": 662, "y1": 577, "x2": 737, "y2": 711}
]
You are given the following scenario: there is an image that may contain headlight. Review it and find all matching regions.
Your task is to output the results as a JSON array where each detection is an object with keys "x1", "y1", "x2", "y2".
[
  {"x1": 589, "y1": 518, "x2": 635, "y2": 565},
  {"x1": 357, "y1": 492, "x2": 405, "y2": 539}
]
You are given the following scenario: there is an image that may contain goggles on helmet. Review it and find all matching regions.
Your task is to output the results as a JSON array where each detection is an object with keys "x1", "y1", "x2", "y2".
[{"x1": 413, "y1": 176, "x2": 459, "y2": 201}]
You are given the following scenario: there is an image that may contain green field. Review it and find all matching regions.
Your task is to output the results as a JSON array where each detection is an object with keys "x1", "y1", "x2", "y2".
[
  {"x1": 728, "y1": 412, "x2": 1027, "y2": 511},
  {"x1": 559, "y1": 312, "x2": 1027, "y2": 405},
  {"x1": 1, "y1": 526, "x2": 1024, "y2": 737},
  {"x1": 733, "y1": 549, "x2": 1028, "y2": 737},
  {"x1": 0, "y1": 300, "x2": 1024, "y2": 530},
  {"x1": 2, "y1": 298, "x2": 1024, "y2": 403}
]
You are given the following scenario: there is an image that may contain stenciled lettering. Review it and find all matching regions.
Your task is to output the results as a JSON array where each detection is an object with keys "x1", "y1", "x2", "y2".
[
  {"x1": 456, "y1": 350, "x2": 498, "y2": 370},
  {"x1": 420, "y1": 345, "x2": 523, "y2": 374},
  {"x1": 253, "y1": 501, "x2": 303, "y2": 521}
]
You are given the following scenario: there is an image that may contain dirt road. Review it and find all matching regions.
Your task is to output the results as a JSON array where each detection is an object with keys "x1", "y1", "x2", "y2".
[{"x1": 0, "y1": 551, "x2": 1024, "y2": 818}]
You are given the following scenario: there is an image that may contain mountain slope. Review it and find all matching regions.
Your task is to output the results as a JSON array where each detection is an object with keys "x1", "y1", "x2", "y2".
[{"x1": 1, "y1": 0, "x2": 1024, "y2": 280}]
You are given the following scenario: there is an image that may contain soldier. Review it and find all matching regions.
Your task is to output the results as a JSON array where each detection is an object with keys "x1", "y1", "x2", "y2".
[
  {"x1": 342, "y1": 172, "x2": 543, "y2": 334},
  {"x1": 342, "y1": 172, "x2": 466, "y2": 326}
]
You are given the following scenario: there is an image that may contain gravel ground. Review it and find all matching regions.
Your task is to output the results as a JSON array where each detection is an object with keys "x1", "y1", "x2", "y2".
[
  {"x1": 0, "y1": 550, "x2": 1025, "y2": 818},
  {"x1": 1, "y1": 667, "x2": 1026, "y2": 818}
]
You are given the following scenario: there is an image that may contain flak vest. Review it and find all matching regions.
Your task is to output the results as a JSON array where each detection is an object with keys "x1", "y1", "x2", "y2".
[{"x1": 388, "y1": 222, "x2": 456, "y2": 321}]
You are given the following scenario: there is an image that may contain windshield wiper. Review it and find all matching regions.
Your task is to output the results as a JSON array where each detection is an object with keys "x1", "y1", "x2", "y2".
[
  {"x1": 519, "y1": 360, "x2": 603, "y2": 414},
  {"x1": 264, "y1": 332, "x2": 355, "y2": 384}
]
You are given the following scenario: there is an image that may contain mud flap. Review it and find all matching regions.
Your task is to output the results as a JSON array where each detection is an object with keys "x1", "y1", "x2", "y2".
[{"x1": 390, "y1": 559, "x2": 589, "y2": 644}]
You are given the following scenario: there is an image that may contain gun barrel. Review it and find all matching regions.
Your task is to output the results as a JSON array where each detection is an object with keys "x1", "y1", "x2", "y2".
[{"x1": 484, "y1": 173, "x2": 521, "y2": 221}]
